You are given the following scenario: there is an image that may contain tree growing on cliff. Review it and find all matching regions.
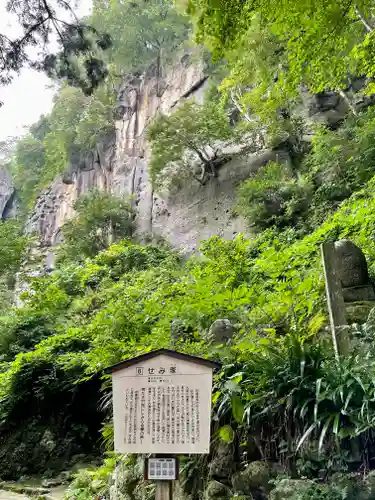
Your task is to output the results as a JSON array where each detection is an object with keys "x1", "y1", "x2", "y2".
[
  {"x1": 9, "y1": 82, "x2": 115, "y2": 212},
  {"x1": 91, "y1": 0, "x2": 190, "y2": 76},
  {"x1": 58, "y1": 190, "x2": 134, "y2": 262},
  {"x1": 148, "y1": 99, "x2": 233, "y2": 189},
  {"x1": 185, "y1": 0, "x2": 375, "y2": 124}
]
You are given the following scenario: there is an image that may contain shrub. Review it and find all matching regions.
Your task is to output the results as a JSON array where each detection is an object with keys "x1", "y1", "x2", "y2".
[
  {"x1": 58, "y1": 190, "x2": 134, "y2": 262},
  {"x1": 236, "y1": 162, "x2": 313, "y2": 231},
  {"x1": 215, "y1": 330, "x2": 375, "y2": 475}
]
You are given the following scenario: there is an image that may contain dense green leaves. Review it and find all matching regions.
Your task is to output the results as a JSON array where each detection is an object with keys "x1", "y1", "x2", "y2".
[
  {"x1": 0, "y1": 0, "x2": 111, "y2": 95},
  {"x1": 215, "y1": 329, "x2": 375, "y2": 474},
  {"x1": 58, "y1": 190, "x2": 134, "y2": 263},
  {"x1": 0, "y1": 221, "x2": 29, "y2": 277},
  {"x1": 237, "y1": 162, "x2": 313, "y2": 231},
  {"x1": 148, "y1": 99, "x2": 233, "y2": 189},
  {"x1": 3, "y1": 167, "x2": 375, "y2": 475},
  {"x1": 91, "y1": 0, "x2": 191, "y2": 75},
  {"x1": 237, "y1": 106, "x2": 375, "y2": 233},
  {"x1": 9, "y1": 85, "x2": 115, "y2": 210},
  {"x1": 186, "y1": 0, "x2": 375, "y2": 129},
  {"x1": 7, "y1": 0, "x2": 375, "y2": 484}
]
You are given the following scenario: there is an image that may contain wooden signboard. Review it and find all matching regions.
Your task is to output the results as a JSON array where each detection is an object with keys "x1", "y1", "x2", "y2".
[{"x1": 106, "y1": 349, "x2": 220, "y2": 455}]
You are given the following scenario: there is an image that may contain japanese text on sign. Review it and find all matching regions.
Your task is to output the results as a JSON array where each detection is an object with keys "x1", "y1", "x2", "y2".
[{"x1": 111, "y1": 354, "x2": 213, "y2": 454}]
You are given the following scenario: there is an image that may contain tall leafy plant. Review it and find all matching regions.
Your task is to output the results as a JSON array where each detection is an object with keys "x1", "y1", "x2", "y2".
[
  {"x1": 214, "y1": 332, "x2": 375, "y2": 474},
  {"x1": 59, "y1": 190, "x2": 134, "y2": 262}
]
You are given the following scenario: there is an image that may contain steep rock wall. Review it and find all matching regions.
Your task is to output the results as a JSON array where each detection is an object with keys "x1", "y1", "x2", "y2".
[
  {"x1": 24, "y1": 53, "x2": 357, "y2": 255},
  {"x1": 0, "y1": 167, "x2": 15, "y2": 220},
  {"x1": 26, "y1": 54, "x2": 258, "y2": 253}
]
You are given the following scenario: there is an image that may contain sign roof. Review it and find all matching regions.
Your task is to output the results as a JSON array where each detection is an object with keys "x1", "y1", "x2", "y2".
[{"x1": 105, "y1": 348, "x2": 221, "y2": 374}]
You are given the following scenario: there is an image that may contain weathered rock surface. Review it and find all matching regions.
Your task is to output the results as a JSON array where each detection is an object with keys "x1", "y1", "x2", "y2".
[
  {"x1": 0, "y1": 492, "x2": 28, "y2": 500},
  {"x1": 208, "y1": 319, "x2": 235, "y2": 344},
  {"x1": 208, "y1": 442, "x2": 234, "y2": 480},
  {"x1": 269, "y1": 479, "x2": 314, "y2": 500},
  {"x1": 24, "y1": 53, "x2": 293, "y2": 255},
  {"x1": 232, "y1": 461, "x2": 274, "y2": 493},
  {"x1": 204, "y1": 480, "x2": 232, "y2": 500},
  {"x1": 0, "y1": 166, "x2": 15, "y2": 220},
  {"x1": 24, "y1": 54, "x2": 370, "y2": 255},
  {"x1": 334, "y1": 239, "x2": 375, "y2": 302}
]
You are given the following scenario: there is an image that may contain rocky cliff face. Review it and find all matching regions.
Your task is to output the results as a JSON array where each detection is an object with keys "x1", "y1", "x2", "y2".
[
  {"x1": 0, "y1": 167, "x2": 15, "y2": 221},
  {"x1": 12, "y1": 53, "x2": 366, "y2": 256},
  {"x1": 26, "y1": 54, "x2": 260, "y2": 254}
]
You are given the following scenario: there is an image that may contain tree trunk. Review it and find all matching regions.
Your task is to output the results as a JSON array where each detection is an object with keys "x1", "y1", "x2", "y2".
[
  {"x1": 355, "y1": 8, "x2": 374, "y2": 32},
  {"x1": 156, "y1": 48, "x2": 162, "y2": 97},
  {"x1": 337, "y1": 88, "x2": 358, "y2": 116}
]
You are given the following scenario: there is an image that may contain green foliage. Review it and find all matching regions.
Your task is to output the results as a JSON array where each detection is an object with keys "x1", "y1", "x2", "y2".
[
  {"x1": 237, "y1": 106, "x2": 375, "y2": 233},
  {"x1": 65, "y1": 455, "x2": 118, "y2": 500},
  {"x1": 9, "y1": 84, "x2": 115, "y2": 211},
  {"x1": 7, "y1": 120, "x2": 375, "y2": 479},
  {"x1": 6, "y1": 0, "x2": 190, "y2": 214},
  {"x1": 91, "y1": 0, "x2": 191, "y2": 75},
  {"x1": 214, "y1": 330, "x2": 375, "y2": 473},
  {"x1": 0, "y1": 220, "x2": 29, "y2": 277},
  {"x1": 9, "y1": 132, "x2": 47, "y2": 209},
  {"x1": 217, "y1": 15, "x2": 296, "y2": 140},
  {"x1": 186, "y1": 0, "x2": 375, "y2": 124},
  {"x1": 148, "y1": 99, "x2": 233, "y2": 189},
  {"x1": 0, "y1": 184, "x2": 350, "y2": 476},
  {"x1": 0, "y1": 220, "x2": 30, "y2": 312},
  {"x1": 303, "y1": 107, "x2": 375, "y2": 228},
  {"x1": 237, "y1": 162, "x2": 313, "y2": 231},
  {"x1": 14, "y1": 0, "x2": 375, "y2": 487},
  {"x1": 0, "y1": 0, "x2": 110, "y2": 94},
  {"x1": 271, "y1": 477, "x2": 360, "y2": 500},
  {"x1": 43, "y1": 24, "x2": 112, "y2": 96},
  {"x1": 0, "y1": 240, "x2": 181, "y2": 477},
  {"x1": 58, "y1": 190, "x2": 134, "y2": 262}
]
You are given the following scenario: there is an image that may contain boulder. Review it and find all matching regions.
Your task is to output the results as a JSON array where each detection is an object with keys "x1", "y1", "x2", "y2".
[
  {"x1": 209, "y1": 442, "x2": 234, "y2": 480},
  {"x1": 40, "y1": 430, "x2": 56, "y2": 453},
  {"x1": 0, "y1": 166, "x2": 15, "y2": 219},
  {"x1": 334, "y1": 240, "x2": 370, "y2": 288},
  {"x1": 345, "y1": 301, "x2": 375, "y2": 324},
  {"x1": 41, "y1": 477, "x2": 62, "y2": 488},
  {"x1": 232, "y1": 461, "x2": 273, "y2": 494},
  {"x1": 269, "y1": 479, "x2": 314, "y2": 500},
  {"x1": 209, "y1": 319, "x2": 234, "y2": 344},
  {"x1": 204, "y1": 480, "x2": 231, "y2": 500}
]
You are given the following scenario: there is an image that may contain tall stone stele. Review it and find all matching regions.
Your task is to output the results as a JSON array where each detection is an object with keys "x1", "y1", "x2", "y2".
[{"x1": 334, "y1": 240, "x2": 375, "y2": 302}]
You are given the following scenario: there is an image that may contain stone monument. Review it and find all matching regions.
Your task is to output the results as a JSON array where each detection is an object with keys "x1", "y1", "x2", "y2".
[{"x1": 334, "y1": 239, "x2": 375, "y2": 302}]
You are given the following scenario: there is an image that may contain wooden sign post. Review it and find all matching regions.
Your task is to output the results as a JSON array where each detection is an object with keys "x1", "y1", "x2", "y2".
[{"x1": 106, "y1": 349, "x2": 220, "y2": 500}]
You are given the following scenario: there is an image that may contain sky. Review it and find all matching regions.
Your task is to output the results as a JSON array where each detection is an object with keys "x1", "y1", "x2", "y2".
[{"x1": 0, "y1": 0, "x2": 92, "y2": 142}]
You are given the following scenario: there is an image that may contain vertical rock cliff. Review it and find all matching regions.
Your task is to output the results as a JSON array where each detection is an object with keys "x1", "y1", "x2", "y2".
[
  {"x1": 23, "y1": 54, "x2": 267, "y2": 253},
  {"x1": 20, "y1": 53, "x2": 354, "y2": 254}
]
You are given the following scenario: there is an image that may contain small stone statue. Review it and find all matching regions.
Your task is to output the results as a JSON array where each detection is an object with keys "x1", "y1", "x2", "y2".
[
  {"x1": 208, "y1": 319, "x2": 234, "y2": 344},
  {"x1": 334, "y1": 239, "x2": 375, "y2": 302}
]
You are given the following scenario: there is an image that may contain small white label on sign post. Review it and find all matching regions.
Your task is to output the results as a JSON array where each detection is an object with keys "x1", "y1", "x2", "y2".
[
  {"x1": 110, "y1": 351, "x2": 216, "y2": 455},
  {"x1": 148, "y1": 458, "x2": 177, "y2": 480}
]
